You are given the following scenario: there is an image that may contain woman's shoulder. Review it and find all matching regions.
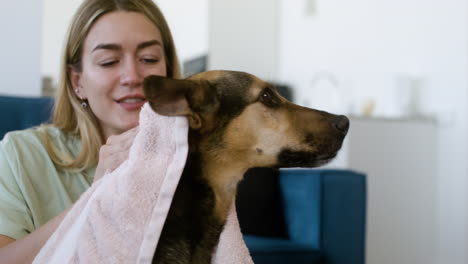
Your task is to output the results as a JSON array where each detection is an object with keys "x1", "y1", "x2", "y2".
[
  {"x1": 1, "y1": 127, "x2": 49, "y2": 151},
  {"x1": 1, "y1": 126, "x2": 80, "y2": 157}
]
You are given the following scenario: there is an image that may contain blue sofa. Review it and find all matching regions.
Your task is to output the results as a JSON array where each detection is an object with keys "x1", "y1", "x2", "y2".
[
  {"x1": 0, "y1": 95, "x2": 53, "y2": 139},
  {"x1": 237, "y1": 168, "x2": 366, "y2": 264},
  {"x1": 0, "y1": 95, "x2": 367, "y2": 264}
]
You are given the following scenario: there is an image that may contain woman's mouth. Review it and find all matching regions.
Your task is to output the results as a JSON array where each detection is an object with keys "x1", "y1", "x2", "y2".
[{"x1": 117, "y1": 97, "x2": 147, "y2": 111}]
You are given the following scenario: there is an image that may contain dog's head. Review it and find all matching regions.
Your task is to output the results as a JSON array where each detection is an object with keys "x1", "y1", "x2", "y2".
[{"x1": 143, "y1": 70, "x2": 348, "y2": 169}]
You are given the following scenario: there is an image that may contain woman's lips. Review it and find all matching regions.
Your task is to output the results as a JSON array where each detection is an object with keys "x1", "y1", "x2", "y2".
[{"x1": 117, "y1": 98, "x2": 147, "y2": 111}]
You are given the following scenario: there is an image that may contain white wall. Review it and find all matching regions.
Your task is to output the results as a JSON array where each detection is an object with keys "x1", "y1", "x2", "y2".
[
  {"x1": 41, "y1": 0, "x2": 83, "y2": 82},
  {"x1": 208, "y1": 0, "x2": 280, "y2": 80},
  {"x1": 278, "y1": 0, "x2": 467, "y2": 119},
  {"x1": 156, "y1": 0, "x2": 209, "y2": 63},
  {"x1": 0, "y1": 0, "x2": 43, "y2": 96}
]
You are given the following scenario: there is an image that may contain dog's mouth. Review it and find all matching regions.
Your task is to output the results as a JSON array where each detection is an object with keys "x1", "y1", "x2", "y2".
[{"x1": 277, "y1": 149, "x2": 337, "y2": 168}]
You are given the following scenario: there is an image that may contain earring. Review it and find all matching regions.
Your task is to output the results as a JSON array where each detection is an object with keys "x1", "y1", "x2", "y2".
[
  {"x1": 81, "y1": 100, "x2": 88, "y2": 108},
  {"x1": 75, "y1": 88, "x2": 88, "y2": 108}
]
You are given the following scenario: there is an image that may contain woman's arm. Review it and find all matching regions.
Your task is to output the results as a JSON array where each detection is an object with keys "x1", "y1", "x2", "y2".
[
  {"x1": 0, "y1": 207, "x2": 70, "y2": 264},
  {"x1": 0, "y1": 235, "x2": 14, "y2": 248},
  {"x1": 0, "y1": 127, "x2": 138, "y2": 263}
]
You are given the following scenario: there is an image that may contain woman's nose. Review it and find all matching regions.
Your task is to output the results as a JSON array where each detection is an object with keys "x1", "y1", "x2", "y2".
[{"x1": 121, "y1": 60, "x2": 142, "y2": 87}]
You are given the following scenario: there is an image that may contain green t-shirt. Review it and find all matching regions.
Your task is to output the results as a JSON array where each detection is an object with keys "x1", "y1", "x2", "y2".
[{"x1": 0, "y1": 126, "x2": 95, "y2": 240}]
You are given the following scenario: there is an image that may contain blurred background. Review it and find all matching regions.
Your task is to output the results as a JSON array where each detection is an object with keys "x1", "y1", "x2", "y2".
[{"x1": 1, "y1": 0, "x2": 467, "y2": 263}]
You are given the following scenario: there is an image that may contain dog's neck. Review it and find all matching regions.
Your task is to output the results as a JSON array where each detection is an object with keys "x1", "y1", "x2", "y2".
[
  {"x1": 205, "y1": 162, "x2": 245, "y2": 219},
  {"x1": 187, "y1": 129, "x2": 253, "y2": 221},
  {"x1": 194, "y1": 150, "x2": 249, "y2": 222}
]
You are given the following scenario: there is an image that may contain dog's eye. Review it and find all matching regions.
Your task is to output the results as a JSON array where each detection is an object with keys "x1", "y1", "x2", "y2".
[{"x1": 259, "y1": 88, "x2": 279, "y2": 107}]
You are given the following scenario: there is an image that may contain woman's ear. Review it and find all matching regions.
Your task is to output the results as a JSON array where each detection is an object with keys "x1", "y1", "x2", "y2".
[{"x1": 69, "y1": 66, "x2": 86, "y2": 98}]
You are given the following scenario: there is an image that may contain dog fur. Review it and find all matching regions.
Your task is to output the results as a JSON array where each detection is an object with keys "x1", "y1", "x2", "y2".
[{"x1": 144, "y1": 70, "x2": 349, "y2": 264}]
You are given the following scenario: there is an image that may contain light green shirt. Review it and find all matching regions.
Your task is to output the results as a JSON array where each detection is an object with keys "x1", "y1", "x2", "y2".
[{"x1": 0, "y1": 126, "x2": 95, "y2": 239}]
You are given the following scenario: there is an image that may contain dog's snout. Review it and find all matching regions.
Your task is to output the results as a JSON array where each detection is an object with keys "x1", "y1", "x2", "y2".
[{"x1": 333, "y1": 115, "x2": 350, "y2": 135}]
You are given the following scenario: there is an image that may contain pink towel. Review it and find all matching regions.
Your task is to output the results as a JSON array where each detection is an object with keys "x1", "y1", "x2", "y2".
[{"x1": 33, "y1": 103, "x2": 253, "y2": 264}]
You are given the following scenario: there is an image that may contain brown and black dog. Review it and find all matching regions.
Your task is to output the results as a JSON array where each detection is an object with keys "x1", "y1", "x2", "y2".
[{"x1": 144, "y1": 70, "x2": 349, "y2": 264}]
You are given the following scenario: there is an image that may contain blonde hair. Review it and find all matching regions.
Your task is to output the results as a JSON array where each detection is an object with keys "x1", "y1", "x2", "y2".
[{"x1": 48, "y1": 0, "x2": 181, "y2": 171}]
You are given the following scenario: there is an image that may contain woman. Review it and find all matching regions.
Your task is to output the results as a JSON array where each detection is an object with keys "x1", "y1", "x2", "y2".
[{"x1": 0, "y1": 0, "x2": 180, "y2": 262}]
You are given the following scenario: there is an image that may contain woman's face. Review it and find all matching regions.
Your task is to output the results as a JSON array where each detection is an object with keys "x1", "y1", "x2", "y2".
[{"x1": 71, "y1": 11, "x2": 167, "y2": 139}]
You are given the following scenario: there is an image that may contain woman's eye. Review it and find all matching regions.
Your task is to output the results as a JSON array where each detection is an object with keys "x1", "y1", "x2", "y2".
[
  {"x1": 259, "y1": 88, "x2": 279, "y2": 107},
  {"x1": 100, "y1": 60, "x2": 118, "y2": 67},
  {"x1": 141, "y1": 57, "x2": 160, "y2": 64}
]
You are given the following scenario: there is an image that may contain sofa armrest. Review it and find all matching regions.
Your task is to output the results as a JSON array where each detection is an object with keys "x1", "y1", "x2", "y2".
[{"x1": 279, "y1": 169, "x2": 366, "y2": 264}]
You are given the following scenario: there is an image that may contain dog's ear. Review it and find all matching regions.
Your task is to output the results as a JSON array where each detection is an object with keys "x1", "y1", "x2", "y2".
[
  {"x1": 144, "y1": 76, "x2": 193, "y2": 116},
  {"x1": 143, "y1": 75, "x2": 218, "y2": 130}
]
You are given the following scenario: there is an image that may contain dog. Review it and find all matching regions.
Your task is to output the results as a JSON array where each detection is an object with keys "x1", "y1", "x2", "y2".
[{"x1": 143, "y1": 70, "x2": 349, "y2": 264}]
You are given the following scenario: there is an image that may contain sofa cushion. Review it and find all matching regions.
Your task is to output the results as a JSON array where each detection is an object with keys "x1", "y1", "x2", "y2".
[
  {"x1": 236, "y1": 167, "x2": 288, "y2": 238},
  {"x1": 244, "y1": 235, "x2": 323, "y2": 264}
]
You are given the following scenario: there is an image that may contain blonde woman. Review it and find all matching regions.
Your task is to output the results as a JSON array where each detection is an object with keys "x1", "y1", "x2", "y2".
[{"x1": 0, "y1": 0, "x2": 180, "y2": 262}]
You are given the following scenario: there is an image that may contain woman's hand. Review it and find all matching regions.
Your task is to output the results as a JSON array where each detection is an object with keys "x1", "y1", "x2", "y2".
[{"x1": 94, "y1": 127, "x2": 139, "y2": 183}]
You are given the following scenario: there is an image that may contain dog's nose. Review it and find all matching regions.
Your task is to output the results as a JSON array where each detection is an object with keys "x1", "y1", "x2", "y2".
[{"x1": 333, "y1": 115, "x2": 350, "y2": 135}]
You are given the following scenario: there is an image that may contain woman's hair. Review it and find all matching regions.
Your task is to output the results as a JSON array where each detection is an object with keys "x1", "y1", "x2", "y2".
[{"x1": 48, "y1": 0, "x2": 181, "y2": 171}]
